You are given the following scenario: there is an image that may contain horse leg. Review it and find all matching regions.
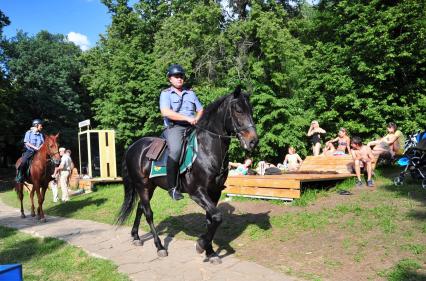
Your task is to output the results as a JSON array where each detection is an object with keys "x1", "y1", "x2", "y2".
[
  {"x1": 15, "y1": 183, "x2": 26, "y2": 218},
  {"x1": 130, "y1": 201, "x2": 144, "y2": 246},
  {"x1": 29, "y1": 188, "x2": 36, "y2": 217},
  {"x1": 138, "y1": 186, "x2": 168, "y2": 257},
  {"x1": 191, "y1": 190, "x2": 223, "y2": 264},
  {"x1": 34, "y1": 185, "x2": 46, "y2": 222}
]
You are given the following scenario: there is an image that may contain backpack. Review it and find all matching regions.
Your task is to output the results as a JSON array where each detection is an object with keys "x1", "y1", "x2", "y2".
[{"x1": 264, "y1": 167, "x2": 282, "y2": 175}]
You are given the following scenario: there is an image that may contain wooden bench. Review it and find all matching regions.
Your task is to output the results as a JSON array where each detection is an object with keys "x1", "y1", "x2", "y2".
[
  {"x1": 299, "y1": 155, "x2": 355, "y2": 174},
  {"x1": 224, "y1": 155, "x2": 356, "y2": 200}
]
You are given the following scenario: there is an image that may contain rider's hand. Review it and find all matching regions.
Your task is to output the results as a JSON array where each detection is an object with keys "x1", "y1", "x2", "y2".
[{"x1": 186, "y1": 117, "x2": 196, "y2": 125}]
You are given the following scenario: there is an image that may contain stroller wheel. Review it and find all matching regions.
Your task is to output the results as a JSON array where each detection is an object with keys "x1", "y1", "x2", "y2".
[
  {"x1": 422, "y1": 179, "x2": 426, "y2": 190},
  {"x1": 394, "y1": 176, "x2": 403, "y2": 186}
]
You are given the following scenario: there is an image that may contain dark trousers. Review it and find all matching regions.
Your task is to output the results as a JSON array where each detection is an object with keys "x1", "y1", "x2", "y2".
[
  {"x1": 164, "y1": 125, "x2": 187, "y2": 190},
  {"x1": 19, "y1": 149, "x2": 34, "y2": 170},
  {"x1": 164, "y1": 125, "x2": 187, "y2": 162}
]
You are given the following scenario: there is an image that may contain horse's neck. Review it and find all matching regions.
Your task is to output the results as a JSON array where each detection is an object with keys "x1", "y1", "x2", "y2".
[
  {"x1": 198, "y1": 104, "x2": 229, "y2": 136},
  {"x1": 34, "y1": 144, "x2": 48, "y2": 164}
]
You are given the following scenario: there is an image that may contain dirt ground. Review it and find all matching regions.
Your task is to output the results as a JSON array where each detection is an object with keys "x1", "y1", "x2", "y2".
[{"x1": 184, "y1": 181, "x2": 426, "y2": 281}]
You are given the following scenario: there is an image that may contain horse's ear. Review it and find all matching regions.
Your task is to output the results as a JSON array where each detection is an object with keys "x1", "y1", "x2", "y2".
[{"x1": 233, "y1": 85, "x2": 242, "y2": 98}]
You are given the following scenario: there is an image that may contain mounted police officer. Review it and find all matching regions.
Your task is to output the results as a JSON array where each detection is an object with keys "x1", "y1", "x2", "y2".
[
  {"x1": 160, "y1": 64, "x2": 204, "y2": 200},
  {"x1": 16, "y1": 119, "x2": 45, "y2": 183}
]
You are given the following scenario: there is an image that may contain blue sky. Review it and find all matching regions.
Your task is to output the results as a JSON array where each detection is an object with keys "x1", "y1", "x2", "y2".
[{"x1": 0, "y1": 0, "x2": 112, "y2": 50}]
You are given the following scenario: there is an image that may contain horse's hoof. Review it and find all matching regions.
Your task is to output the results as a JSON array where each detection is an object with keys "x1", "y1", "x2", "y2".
[
  {"x1": 31, "y1": 212, "x2": 36, "y2": 217},
  {"x1": 196, "y1": 240, "x2": 205, "y2": 254},
  {"x1": 40, "y1": 218, "x2": 46, "y2": 223},
  {"x1": 157, "y1": 249, "x2": 168, "y2": 257},
  {"x1": 208, "y1": 254, "x2": 222, "y2": 265},
  {"x1": 21, "y1": 214, "x2": 26, "y2": 219},
  {"x1": 132, "y1": 239, "x2": 143, "y2": 246}
]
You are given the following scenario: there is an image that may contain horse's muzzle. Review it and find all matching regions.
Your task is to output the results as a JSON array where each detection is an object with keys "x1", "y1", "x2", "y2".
[{"x1": 239, "y1": 129, "x2": 258, "y2": 152}]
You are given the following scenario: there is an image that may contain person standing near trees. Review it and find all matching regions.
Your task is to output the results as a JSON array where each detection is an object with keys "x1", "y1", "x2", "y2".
[
  {"x1": 307, "y1": 120, "x2": 326, "y2": 156},
  {"x1": 159, "y1": 64, "x2": 204, "y2": 200}
]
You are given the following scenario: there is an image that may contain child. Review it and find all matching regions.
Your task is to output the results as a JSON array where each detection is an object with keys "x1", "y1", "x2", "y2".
[
  {"x1": 350, "y1": 136, "x2": 375, "y2": 187},
  {"x1": 229, "y1": 158, "x2": 252, "y2": 176},
  {"x1": 283, "y1": 146, "x2": 303, "y2": 171},
  {"x1": 51, "y1": 147, "x2": 66, "y2": 178}
]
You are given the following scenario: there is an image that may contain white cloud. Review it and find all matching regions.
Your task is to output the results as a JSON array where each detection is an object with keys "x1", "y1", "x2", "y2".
[{"x1": 67, "y1": 32, "x2": 91, "y2": 51}]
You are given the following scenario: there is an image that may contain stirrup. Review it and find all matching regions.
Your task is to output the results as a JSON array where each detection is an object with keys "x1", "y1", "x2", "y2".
[{"x1": 168, "y1": 187, "x2": 184, "y2": 201}]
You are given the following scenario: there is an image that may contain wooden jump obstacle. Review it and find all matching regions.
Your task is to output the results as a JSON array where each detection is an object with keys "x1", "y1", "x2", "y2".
[
  {"x1": 78, "y1": 177, "x2": 123, "y2": 193},
  {"x1": 224, "y1": 155, "x2": 356, "y2": 200}
]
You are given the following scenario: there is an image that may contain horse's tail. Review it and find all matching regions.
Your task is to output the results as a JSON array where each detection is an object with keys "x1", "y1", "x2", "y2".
[{"x1": 116, "y1": 149, "x2": 137, "y2": 225}]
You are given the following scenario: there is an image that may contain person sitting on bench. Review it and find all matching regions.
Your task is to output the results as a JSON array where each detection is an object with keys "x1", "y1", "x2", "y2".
[
  {"x1": 282, "y1": 146, "x2": 303, "y2": 171},
  {"x1": 351, "y1": 136, "x2": 375, "y2": 187},
  {"x1": 323, "y1": 127, "x2": 351, "y2": 156},
  {"x1": 367, "y1": 122, "x2": 405, "y2": 169}
]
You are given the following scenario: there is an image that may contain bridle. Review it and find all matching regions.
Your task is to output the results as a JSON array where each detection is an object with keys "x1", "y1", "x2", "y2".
[
  {"x1": 194, "y1": 96, "x2": 256, "y2": 174},
  {"x1": 44, "y1": 140, "x2": 60, "y2": 165}
]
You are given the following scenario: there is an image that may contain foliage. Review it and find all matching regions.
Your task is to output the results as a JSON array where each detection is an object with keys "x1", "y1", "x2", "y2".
[
  {"x1": 0, "y1": 9, "x2": 12, "y2": 132},
  {"x1": 305, "y1": 0, "x2": 426, "y2": 140},
  {"x1": 2, "y1": 0, "x2": 425, "y2": 164},
  {"x1": 2, "y1": 30, "x2": 90, "y2": 149}
]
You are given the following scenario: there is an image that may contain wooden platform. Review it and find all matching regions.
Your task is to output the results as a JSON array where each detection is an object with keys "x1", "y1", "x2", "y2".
[
  {"x1": 224, "y1": 173, "x2": 354, "y2": 199},
  {"x1": 299, "y1": 155, "x2": 354, "y2": 174},
  {"x1": 79, "y1": 177, "x2": 123, "y2": 192},
  {"x1": 224, "y1": 155, "x2": 356, "y2": 199}
]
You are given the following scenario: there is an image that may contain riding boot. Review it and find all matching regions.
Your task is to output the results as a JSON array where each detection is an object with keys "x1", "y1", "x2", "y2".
[
  {"x1": 166, "y1": 157, "x2": 184, "y2": 200},
  {"x1": 15, "y1": 163, "x2": 25, "y2": 183}
]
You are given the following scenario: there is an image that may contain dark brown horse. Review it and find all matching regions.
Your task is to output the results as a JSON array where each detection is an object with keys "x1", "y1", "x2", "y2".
[
  {"x1": 117, "y1": 88, "x2": 258, "y2": 264},
  {"x1": 15, "y1": 134, "x2": 61, "y2": 222}
]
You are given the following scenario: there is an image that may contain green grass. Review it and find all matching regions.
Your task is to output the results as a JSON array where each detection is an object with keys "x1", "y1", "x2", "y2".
[
  {"x1": 378, "y1": 259, "x2": 423, "y2": 281},
  {"x1": 0, "y1": 184, "x2": 189, "y2": 230},
  {"x1": 0, "y1": 225, "x2": 129, "y2": 281}
]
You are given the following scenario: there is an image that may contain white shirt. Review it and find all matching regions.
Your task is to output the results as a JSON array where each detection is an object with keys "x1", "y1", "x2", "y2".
[{"x1": 60, "y1": 154, "x2": 72, "y2": 171}]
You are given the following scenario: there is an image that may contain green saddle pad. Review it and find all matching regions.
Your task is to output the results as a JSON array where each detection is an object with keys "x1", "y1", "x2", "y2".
[{"x1": 149, "y1": 131, "x2": 198, "y2": 178}]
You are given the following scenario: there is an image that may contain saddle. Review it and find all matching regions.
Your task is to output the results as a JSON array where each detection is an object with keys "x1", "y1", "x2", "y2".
[{"x1": 149, "y1": 128, "x2": 198, "y2": 178}]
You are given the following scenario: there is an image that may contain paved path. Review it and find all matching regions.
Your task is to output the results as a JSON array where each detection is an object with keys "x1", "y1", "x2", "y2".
[{"x1": 0, "y1": 200, "x2": 294, "y2": 281}]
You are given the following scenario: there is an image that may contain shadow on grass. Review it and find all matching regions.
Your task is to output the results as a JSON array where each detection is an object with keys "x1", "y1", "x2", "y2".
[
  {"x1": 0, "y1": 226, "x2": 64, "y2": 264},
  {"x1": 140, "y1": 202, "x2": 271, "y2": 258},
  {"x1": 380, "y1": 182, "x2": 426, "y2": 221},
  {"x1": 43, "y1": 197, "x2": 108, "y2": 218},
  {"x1": 390, "y1": 271, "x2": 426, "y2": 281}
]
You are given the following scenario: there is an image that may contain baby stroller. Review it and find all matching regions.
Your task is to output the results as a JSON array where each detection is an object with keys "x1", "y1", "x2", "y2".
[{"x1": 394, "y1": 131, "x2": 426, "y2": 189}]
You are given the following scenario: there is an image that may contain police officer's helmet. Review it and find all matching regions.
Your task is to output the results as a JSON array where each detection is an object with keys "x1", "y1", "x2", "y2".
[
  {"x1": 32, "y1": 119, "x2": 43, "y2": 127},
  {"x1": 166, "y1": 64, "x2": 185, "y2": 78}
]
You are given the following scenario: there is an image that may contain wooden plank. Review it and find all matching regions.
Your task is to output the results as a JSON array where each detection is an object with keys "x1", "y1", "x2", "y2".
[
  {"x1": 299, "y1": 155, "x2": 354, "y2": 174},
  {"x1": 225, "y1": 177, "x2": 300, "y2": 189},
  {"x1": 224, "y1": 185, "x2": 300, "y2": 198}
]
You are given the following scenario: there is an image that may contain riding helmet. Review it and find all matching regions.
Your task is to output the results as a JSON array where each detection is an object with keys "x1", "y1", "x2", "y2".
[
  {"x1": 32, "y1": 119, "x2": 43, "y2": 126},
  {"x1": 166, "y1": 64, "x2": 185, "y2": 78}
]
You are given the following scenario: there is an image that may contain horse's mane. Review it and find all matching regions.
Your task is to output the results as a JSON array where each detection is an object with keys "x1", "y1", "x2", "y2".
[{"x1": 198, "y1": 93, "x2": 231, "y2": 124}]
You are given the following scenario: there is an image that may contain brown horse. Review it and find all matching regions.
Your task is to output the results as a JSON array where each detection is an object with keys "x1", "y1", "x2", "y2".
[{"x1": 15, "y1": 134, "x2": 61, "y2": 222}]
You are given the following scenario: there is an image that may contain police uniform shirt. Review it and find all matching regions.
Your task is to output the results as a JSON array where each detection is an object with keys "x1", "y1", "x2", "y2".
[{"x1": 159, "y1": 87, "x2": 203, "y2": 127}]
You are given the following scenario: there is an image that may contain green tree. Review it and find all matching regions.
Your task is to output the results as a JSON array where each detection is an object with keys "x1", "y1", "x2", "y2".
[
  {"x1": 306, "y1": 0, "x2": 426, "y2": 139},
  {"x1": 0, "y1": 9, "x2": 12, "y2": 131},
  {"x1": 3, "y1": 30, "x2": 89, "y2": 148}
]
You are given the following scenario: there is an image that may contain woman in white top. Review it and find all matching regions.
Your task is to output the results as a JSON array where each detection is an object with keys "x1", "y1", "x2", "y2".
[{"x1": 283, "y1": 147, "x2": 303, "y2": 171}]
